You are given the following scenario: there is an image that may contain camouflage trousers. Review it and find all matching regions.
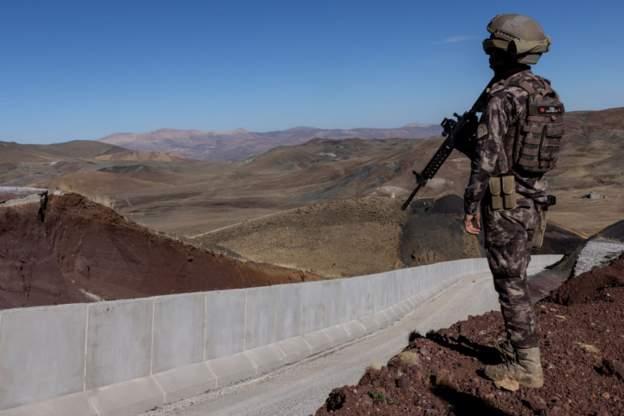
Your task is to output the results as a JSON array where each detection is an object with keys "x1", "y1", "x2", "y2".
[{"x1": 483, "y1": 196, "x2": 540, "y2": 349}]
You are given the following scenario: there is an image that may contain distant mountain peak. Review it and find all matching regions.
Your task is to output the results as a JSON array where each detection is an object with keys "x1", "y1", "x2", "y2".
[
  {"x1": 402, "y1": 122, "x2": 436, "y2": 128},
  {"x1": 287, "y1": 126, "x2": 318, "y2": 131},
  {"x1": 98, "y1": 123, "x2": 442, "y2": 161}
]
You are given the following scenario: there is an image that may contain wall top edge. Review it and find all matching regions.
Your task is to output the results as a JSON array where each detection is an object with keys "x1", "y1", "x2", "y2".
[{"x1": 0, "y1": 255, "x2": 563, "y2": 313}]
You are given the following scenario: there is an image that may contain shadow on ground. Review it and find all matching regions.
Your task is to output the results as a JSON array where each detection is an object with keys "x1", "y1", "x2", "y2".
[{"x1": 431, "y1": 384, "x2": 512, "y2": 416}]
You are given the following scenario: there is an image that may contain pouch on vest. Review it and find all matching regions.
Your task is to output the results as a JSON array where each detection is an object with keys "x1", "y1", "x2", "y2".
[
  {"x1": 489, "y1": 175, "x2": 517, "y2": 210},
  {"x1": 515, "y1": 91, "x2": 565, "y2": 174},
  {"x1": 501, "y1": 175, "x2": 517, "y2": 209},
  {"x1": 489, "y1": 176, "x2": 503, "y2": 210}
]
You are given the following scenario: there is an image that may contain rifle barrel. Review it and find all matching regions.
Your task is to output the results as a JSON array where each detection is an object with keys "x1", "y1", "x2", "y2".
[{"x1": 401, "y1": 181, "x2": 424, "y2": 211}]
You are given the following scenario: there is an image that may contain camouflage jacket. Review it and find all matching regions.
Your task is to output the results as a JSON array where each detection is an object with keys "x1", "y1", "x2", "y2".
[{"x1": 463, "y1": 69, "x2": 556, "y2": 215}]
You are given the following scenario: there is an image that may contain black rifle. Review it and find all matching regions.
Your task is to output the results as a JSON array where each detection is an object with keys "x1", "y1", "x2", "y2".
[{"x1": 401, "y1": 79, "x2": 496, "y2": 211}]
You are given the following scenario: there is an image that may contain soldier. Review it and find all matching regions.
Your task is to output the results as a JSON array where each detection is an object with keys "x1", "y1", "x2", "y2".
[{"x1": 463, "y1": 14, "x2": 564, "y2": 388}]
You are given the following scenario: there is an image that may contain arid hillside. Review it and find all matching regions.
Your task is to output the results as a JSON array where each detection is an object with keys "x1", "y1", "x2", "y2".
[
  {"x1": 190, "y1": 193, "x2": 580, "y2": 278},
  {"x1": 191, "y1": 196, "x2": 412, "y2": 277},
  {"x1": 2, "y1": 107, "x2": 623, "y2": 247},
  {"x1": 0, "y1": 107, "x2": 618, "y2": 303},
  {"x1": 0, "y1": 193, "x2": 318, "y2": 309},
  {"x1": 544, "y1": 108, "x2": 624, "y2": 235},
  {"x1": 0, "y1": 140, "x2": 184, "y2": 190}
]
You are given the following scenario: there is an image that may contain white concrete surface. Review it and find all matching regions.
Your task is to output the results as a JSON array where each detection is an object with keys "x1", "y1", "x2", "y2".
[
  {"x1": 0, "y1": 304, "x2": 87, "y2": 410},
  {"x1": 274, "y1": 284, "x2": 303, "y2": 341},
  {"x1": 574, "y1": 238, "x2": 624, "y2": 276},
  {"x1": 0, "y1": 255, "x2": 561, "y2": 415},
  {"x1": 204, "y1": 289, "x2": 246, "y2": 360},
  {"x1": 141, "y1": 261, "x2": 555, "y2": 416},
  {"x1": 90, "y1": 377, "x2": 164, "y2": 416},
  {"x1": 244, "y1": 286, "x2": 277, "y2": 350},
  {"x1": 0, "y1": 186, "x2": 48, "y2": 194},
  {"x1": 139, "y1": 270, "x2": 504, "y2": 416},
  {"x1": 0, "y1": 391, "x2": 97, "y2": 416},
  {"x1": 153, "y1": 362, "x2": 217, "y2": 404},
  {"x1": 86, "y1": 299, "x2": 153, "y2": 389},
  {"x1": 152, "y1": 294, "x2": 204, "y2": 374}
]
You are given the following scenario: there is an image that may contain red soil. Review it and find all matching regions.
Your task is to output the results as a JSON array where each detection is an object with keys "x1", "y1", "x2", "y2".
[
  {"x1": 548, "y1": 255, "x2": 624, "y2": 305},
  {"x1": 0, "y1": 193, "x2": 318, "y2": 309},
  {"x1": 317, "y1": 256, "x2": 624, "y2": 416}
]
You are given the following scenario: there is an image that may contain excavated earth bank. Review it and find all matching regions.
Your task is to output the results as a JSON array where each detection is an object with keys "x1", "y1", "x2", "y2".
[
  {"x1": 0, "y1": 193, "x2": 319, "y2": 309},
  {"x1": 317, "y1": 255, "x2": 624, "y2": 416}
]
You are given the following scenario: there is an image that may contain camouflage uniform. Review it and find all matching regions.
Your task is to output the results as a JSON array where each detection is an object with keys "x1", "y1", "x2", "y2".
[{"x1": 464, "y1": 69, "x2": 556, "y2": 349}]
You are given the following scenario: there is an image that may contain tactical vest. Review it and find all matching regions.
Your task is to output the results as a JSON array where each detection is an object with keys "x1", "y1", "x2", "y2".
[{"x1": 505, "y1": 75, "x2": 565, "y2": 175}]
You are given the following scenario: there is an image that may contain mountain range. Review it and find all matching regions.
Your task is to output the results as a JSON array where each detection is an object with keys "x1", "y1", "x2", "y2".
[
  {"x1": 99, "y1": 124, "x2": 441, "y2": 161},
  {"x1": 2, "y1": 107, "x2": 623, "y2": 240}
]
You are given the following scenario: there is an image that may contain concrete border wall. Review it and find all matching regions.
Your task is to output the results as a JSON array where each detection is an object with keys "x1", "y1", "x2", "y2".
[{"x1": 0, "y1": 255, "x2": 561, "y2": 416}]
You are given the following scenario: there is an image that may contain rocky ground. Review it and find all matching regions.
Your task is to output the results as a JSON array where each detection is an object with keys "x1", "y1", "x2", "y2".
[{"x1": 316, "y1": 255, "x2": 624, "y2": 416}]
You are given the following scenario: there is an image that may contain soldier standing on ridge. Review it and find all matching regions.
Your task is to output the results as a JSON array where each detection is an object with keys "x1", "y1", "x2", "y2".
[{"x1": 463, "y1": 14, "x2": 564, "y2": 388}]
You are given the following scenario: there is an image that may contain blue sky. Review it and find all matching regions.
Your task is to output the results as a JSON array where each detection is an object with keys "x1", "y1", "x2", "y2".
[{"x1": 1, "y1": 0, "x2": 623, "y2": 143}]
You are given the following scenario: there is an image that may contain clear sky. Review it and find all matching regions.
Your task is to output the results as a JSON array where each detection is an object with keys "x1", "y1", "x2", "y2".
[{"x1": 1, "y1": 0, "x2": 623, "y2": 143}]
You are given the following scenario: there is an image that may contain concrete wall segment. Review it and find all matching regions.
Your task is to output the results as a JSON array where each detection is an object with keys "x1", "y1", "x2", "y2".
[
  {"x1": 323, "y1": 325, "x2": 350, "y2": 346},
  {"x1": 152, "y1": 293, "x2": 205, "y2": 374},
  {"x1": 153, "y1": 362, "x2": 217, "y2": 403},
  {"x1": 0, "y1": 304, "x2": 87, "y2": 410},
  {"x1": 338, "y1": 278, "x2": 357, "y2": 321},
  {"x1": 243, "y1": 286, "x2": 277, "y2": 350},
  {"x1": 0, "y1": 391, "x2": 96, "y2": 416},
  {"x1": 277, "y1": 336, "x2": 311, "y2": 364},
  {"x1": 369, "y1": 275, "x2": 385, "y2": 313},
  {"x1": 300, "y1": 281, "x2": 329, "y2": 334},
  {"x1": 274, "y1": 283, "x2": 303, "y2": 341},
  {"x1": 358, "y1": 275, "x2": 376, "y2": 318},
  {"x1": 207, "y1": 352, "x2": 257, "y2": 388},
  {"x1": 322, "y1": 279, "x2": 347, "y2": 328},
  {"x1": 86, "y1": 299, "x2": 152, "y2": 389},
  {"x1": 0, "y1": 255, "x2": 563, "y2": 415},
  {"x1": 302, "y1": 329, "x2": 333, "y2": 355},
  {"x1": 342, "y1": 320, "x2": 367, "y2": 340},
  {"x1": 88, "y1": 376, "x2": 164, "y2": 416},
  {"x1": 204, "y1": 289, "x2": 246, "y2": 360},
  {"x1": 244, "y1": 345, "x2": 285, "y2": 376},
  {"x1": 357, "y1": 313, "x2": 383, "y2": 334}
]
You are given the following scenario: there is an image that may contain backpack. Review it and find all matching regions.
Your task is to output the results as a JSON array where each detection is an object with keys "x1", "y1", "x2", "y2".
[{"x1": 510, "y1": 77, "x2": 565, "y2": 174}]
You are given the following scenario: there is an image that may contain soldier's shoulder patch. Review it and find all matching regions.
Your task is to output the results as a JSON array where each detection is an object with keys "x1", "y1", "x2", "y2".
[{"x1": 477, "y1": 123, "x2": 488, "y2": 139}]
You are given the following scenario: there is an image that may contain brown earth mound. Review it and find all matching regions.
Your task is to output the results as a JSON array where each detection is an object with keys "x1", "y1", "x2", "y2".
[
  {"x1": 191, "y1": 196, "x2": 407, "y2": 278},
  {"x1": 400, "y1": 211, "x2": 483, "y2": 266},
  {"x1": 0, "y1": 193, "x2": 319, "y2": 309},
  {"x1": 548, "y1": 254, "x2": 624, "y2": 305},
  {"x1": 316, "y1": 256, "x2": 624, "y2": 416},
  {"x1": 191, "y1": 193, "x2": 581, "y2": 278}
]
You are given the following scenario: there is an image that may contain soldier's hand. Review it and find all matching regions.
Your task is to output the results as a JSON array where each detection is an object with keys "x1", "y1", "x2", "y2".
[{"x1": 464, "y1": 213, "x2": 481, "y2": 235}]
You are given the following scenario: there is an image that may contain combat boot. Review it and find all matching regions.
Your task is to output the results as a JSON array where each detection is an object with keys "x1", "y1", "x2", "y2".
[
  {"x1": 483, "y1": 346, "x2": 544, "y2": 389},
  {"x1": 494, "y1": 338, "x2": 515, "y2": 363}
]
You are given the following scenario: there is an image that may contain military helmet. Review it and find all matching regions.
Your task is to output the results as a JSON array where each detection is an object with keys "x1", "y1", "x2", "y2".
[{"x1": 483, "y1": 14, "x2": 551, "y2": 64}]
